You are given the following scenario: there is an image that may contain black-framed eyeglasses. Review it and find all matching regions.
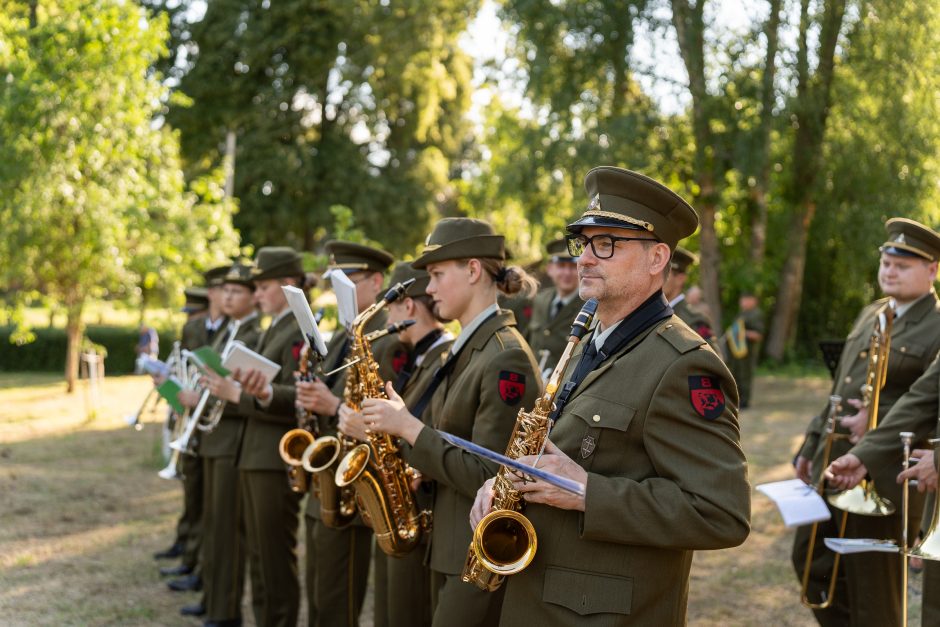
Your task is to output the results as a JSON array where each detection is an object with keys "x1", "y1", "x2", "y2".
[{"x1": 566, "y1": 233, "x2": 657, "y2": 259}]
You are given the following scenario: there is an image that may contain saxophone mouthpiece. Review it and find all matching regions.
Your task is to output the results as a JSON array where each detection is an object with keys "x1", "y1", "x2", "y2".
[
  {"x1": 384, "y1": 279, "x2": 417, "y2": 303},
  {"x1": 389, "y1": 320, "x2": 416, "y2": 334},
  {"x1": 570, "y1": 298, "x2": 598, "y2": 340}
]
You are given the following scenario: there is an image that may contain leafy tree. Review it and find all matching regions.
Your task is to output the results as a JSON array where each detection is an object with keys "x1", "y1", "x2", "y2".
[{"x1": 0, "y1": 0, "x2": 238, "y2": 392}]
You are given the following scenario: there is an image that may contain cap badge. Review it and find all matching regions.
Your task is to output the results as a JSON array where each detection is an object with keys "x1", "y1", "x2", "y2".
[
  {"x1": 588, "y1": 194, "x2": 601, "y2": 211},
  {"x1": 895, "y1": 233, "x2": 906, "y2": 244}
]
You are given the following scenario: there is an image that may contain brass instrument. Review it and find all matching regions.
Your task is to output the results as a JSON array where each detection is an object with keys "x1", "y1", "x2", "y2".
[
  {"x1": 280, "y1": 343, "x2": 319, "y2": 493},
  {"x1": 907, "y1": 437, "x2": 940, "y2": 562},
  {"x1": 463, "y1": 298, "x2": 598, "y2": 591},
  {"x1": 198, "y1": 322, "x2": 245, "y2": 433},
  {"x1": 299, "y1": 317, "x2": 415, "y2": 527},
  {"x1": 827, "y1": 303, "x2": 896, "y2": 516},
  {"x1": 333, "y1": 280, "x2": 432, "y2": 556},
  {"x1": 158, "y1": 346, "x2": 199, "y2": 480}
]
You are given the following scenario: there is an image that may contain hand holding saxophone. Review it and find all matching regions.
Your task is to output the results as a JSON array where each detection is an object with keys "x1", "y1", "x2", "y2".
[
  {"x1": 507, "y1": 439, "x2": 587, "y2": 511},
  {"x1": 296, "y1": 378, "x2": 340, "y2": 416},
  {"x1": 360, "y1": 381, "x2": 424, "y2": 446},
  {"x1": 337, "y1": 403, "x2": 369, "y2": 442}
]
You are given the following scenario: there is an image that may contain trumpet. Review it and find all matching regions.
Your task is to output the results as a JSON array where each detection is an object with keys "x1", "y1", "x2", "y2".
[
  {"x1": 158, "y1": 351, "x2": 202, "y2": 480},
  {"x1": 462, "y1": 298, "x2": 597, "y2": 591},
  {"x1": 197, "y1": 322, "x2": 245, "y2": 433}
]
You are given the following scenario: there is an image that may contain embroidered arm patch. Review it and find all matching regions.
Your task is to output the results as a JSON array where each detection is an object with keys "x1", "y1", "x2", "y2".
[
  {"x1": 689, "y1": 375, "x2": 726, "y2": 420},
  {"x1": 498, "y1": 371, "x2": 526, "y2": 405}
]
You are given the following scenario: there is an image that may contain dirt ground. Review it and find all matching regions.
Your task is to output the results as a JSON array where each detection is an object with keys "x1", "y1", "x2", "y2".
[{"x1": 0, "y1": 373, "x2": 924, "y2": 626}]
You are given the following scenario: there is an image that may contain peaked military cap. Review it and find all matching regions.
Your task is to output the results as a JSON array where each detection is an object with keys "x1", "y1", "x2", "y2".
[
  {"x1": 547, "y1": 238, "x2": 577, "y2": 263},
  {"x1": 670, "y1": 246, "x2": 699, "y2": 274},
  {"x1": 412, "y1": 217, "x2": 505, "y2": 269},
  {"x1": 224, "y1": 261, "x2": 255, "y2": 288},
  {"x1": 880, "y1": 218, "x2": 940, "y2": 262},
  {"x1": 388, "y1": 261, "x2": 430, "y2": 297},
  {"x1": 568, "y1": 166, "x2": 699, "y2": 251},
  {"x1": 182, "y1": 287, "x2": 209, "y2": 313},
  {"x1": 324, "y1": 240, "x2": 394, "y2": 275},
  {"x1": 251, "y1": 246, "x2": 304, "y2": 281},
  {"x1": 204, "y1": 265, "x2": 231, "y2": 287}
]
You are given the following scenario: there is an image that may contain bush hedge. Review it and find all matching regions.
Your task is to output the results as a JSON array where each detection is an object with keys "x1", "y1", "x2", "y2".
[{"x1": 0, "y1": 326, "x2": 179, "y2": 375}]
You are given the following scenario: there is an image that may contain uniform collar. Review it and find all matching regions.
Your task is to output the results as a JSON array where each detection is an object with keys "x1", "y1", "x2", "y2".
[
  {"x1": 668, "y1": 293, "x2": 686, "y2": 308},
  {"x1": 451, "y1": 302, "x2": 500, "y2": 355}
]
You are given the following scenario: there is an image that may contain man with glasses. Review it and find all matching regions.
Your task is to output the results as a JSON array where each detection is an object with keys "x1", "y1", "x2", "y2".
[
  {"x1": 526, "y1": 239, "x2": 583, "y2": 378},
  {"x1": 470, "y1": 166, "x2": 750, "y2": 625}
]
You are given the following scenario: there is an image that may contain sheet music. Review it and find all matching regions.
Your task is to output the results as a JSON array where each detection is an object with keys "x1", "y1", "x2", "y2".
[
  {"x1": 329, "y1": 270, "x2": 358, "y2": 330},
  {"x1": 755, "y1": 479, "x2": 831, "y2": 527},
  {"x1": 282, "y1": 285, "x2": 329, "y2": 357},
  {"x1": 824, "y1": 538, "x2": 899, "y2": 554},
  {"x1": 222, "y1": 344, "x2": 281, "y2": 385}
]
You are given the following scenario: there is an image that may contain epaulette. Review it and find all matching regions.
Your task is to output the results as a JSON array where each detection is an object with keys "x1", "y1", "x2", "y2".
[{"x1": 658, "y1": 319, "x2": 705, "y2": 355}]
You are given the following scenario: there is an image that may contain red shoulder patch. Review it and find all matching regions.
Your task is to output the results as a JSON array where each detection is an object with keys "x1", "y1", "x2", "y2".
[
  {"x1": 291, "y1": 340, "x2": 304, "y2": 362},
  {"x1": 695, "y1": 323, "x2": 713, "y2": 339},
  {"x1": 392, "y1": 349, "x2": 408, "y2": 375},
  {"x1": 498, "y1": 371, "x2": 526, "y2": 405},
  {"x1": 522, "y1": 305, "x2": 533, "y2": 321},
  {"x1": 689, "y1": 375, "x2": 725, "y2": 420}
]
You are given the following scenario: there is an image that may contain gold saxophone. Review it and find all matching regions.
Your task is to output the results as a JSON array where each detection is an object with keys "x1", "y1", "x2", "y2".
[
  {"x1": 279, "y1": 343, "x2": 318, "y2": 494},
  {"x1": 462, "y1": 298, "x2": 598, "y2": 591},
  {"x1": 334, "y1": 280, "x2": 432, "y2": 556},
  {"x1": 301, "y1": 319, "x2": 415, "y2": 527}
]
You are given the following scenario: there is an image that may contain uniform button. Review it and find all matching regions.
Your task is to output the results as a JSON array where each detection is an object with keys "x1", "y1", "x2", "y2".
[
  {"x1": 901, "y1": 346, "x2": 907, "y2": 353},
  {"x1": 859, "y1": 351, "x2": 867, "y2": 359},
  {"x1": 844, "y1": 376, "x2": 852, "y2": 384},
  {"x1": 592, "y1": 414, "x2": 600, "y2": 423},
  {"x1": 543, "y1": 329, "x2": 551, "y2": 336},
  {"x1": 665, "y1": 324, "x2": 673, "y2": 329}
]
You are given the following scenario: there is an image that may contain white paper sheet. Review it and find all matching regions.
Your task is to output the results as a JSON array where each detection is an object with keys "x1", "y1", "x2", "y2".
[
  {"x1": 756, "y1": 479, "x2": 832, "y2": 527},
  {"x1": 222, "y1": 344, "x2": 281, "y2": 385},
  {"x1": 281, "y1": 285, "x2": 329, "y2": 357},
  {"x1": 329, "y1": 270, "x2": 358, "y2": 330},
  {"x1": 824, "y1": 538, "x2": 899, "y2": 554}
]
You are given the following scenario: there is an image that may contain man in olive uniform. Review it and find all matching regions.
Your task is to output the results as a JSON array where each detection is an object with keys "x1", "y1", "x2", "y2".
[
  {"x1": 198, "y1": 263, "x2": 263, "y2": 626},
  {"x1": 724, "y1": 292, "x2": 764, "y2": 408},
  {"x1": 526, "y1": 239, "x2": 584, "y2": 378},
  {"x1": 164, "y1": 265, "x2": 230, "y2": 593},
  {"x1": 206, "y1": 247, "x2": 307, "y2": 627},
  {"x1": 294, "y1": 241, "x2": 406, "y2": 627},
  {"x1": 792, "y1": 218, "x2": 940, "y2": 626},
  {"x1": 471, "y1": 166, "x2": 751, "y2": 625},
  {"x1": 340, "y1": 262, "x2": 454, "y2": 627},
  {"x1": 665, "y1": 246, "x2": 717, "y2": 348}
]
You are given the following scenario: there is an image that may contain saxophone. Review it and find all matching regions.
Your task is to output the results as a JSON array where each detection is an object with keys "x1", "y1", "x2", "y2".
[
  {"x1": 462, "y1": 298, "x2": 598, "y2": 591},
  {"x1": 301, "y1": 318, "x2": 416, "y2": 526},
  {"x1": 279, "y1": 343, "x2": 319, "y2": 493},
  {"x1": 334, "y1": 279, "x2": 432, "y2": 556}
]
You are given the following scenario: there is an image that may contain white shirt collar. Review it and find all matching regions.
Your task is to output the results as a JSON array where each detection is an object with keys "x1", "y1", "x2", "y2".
[
  {"x1": 451, "y1": 303, "x2": 500, "y2": 356},
  {"x1": 268, "y1": 307, "x2": 292, "y2": 329},
  {"x1": 415, "y1": 331, "x2": 455, "y2": 367},
  {"x1": 668, "y1": 293, "x2": 686, "y2": 308},
  {"x1": 894, "y1": 290, "x2": 933, "y2": 319},
  {"x1": 206, "y1": 316, "x2": 226, "y2": 331},
  {"x1": 592, "y1": 318, "x2": 624, "y2": 351}
]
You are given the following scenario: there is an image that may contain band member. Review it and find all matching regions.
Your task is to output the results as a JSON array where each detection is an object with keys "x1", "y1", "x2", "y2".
[
  {"x1": 826, "y1": 355, "x2": 940, "y2": 627},
  {"x1": 470, "y1": 166, "x2": 751, "y2": 625},
  {"x1": 195, "y1": 263, "x2": 262, "y2": 625},
  {"x1": 163, "y1": 266, "x2": 229, "y2": 594},
  {"x1": 664, "y1": 246, "x2": 716, "y2": 347},
  {"x1": 792, "y1": 218, "x2": 940, "y2": 625},
  {"x1": 358, "y1": 217, "x2": 541, "y2": 627},
  {"x1": 205, "y1": 247, "x2": 306, "y2": 627},
  {"x1": 294, "y1": 241, "x2": 404, "y2": 627},
  {"x1": 526, "y1": 239, "x2": 583, "y2": 378},
  {"x1": 723, "y1": 292, "x2": 764, "y2": 408},
  {"x1": 340, "y1": 262, "x2": 454, "y2": 627}
]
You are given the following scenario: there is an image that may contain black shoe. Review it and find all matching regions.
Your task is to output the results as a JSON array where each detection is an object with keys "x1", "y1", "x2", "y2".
[
  {"x1": 180, "y1": 603, "x2": 206, "y2": 617},
  {"x1": 153, "y1": 541, "x2": 185, "y2": 560},
  {"x1": 160, "y1": 564, "x2": 194, "y2": 577},
  {"x1": 203, "y1": 620, "x2": 242, "y2": 627},
  {"x1": 167, "y1": 574, "x2": 202, "y2": 592}
]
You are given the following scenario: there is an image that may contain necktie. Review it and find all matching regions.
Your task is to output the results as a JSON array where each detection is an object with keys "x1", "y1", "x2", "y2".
[{"x1": 550, "y1": 299, "x2": 563, "y2": 320}]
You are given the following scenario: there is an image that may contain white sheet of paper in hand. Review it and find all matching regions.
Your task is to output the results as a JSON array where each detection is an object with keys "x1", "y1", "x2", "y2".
[
  {"x1": 824, "y1": 538, "x2": 899, "y2": 554},
  {"x1": 281, "y1": 285, "x2": 328, "y2": 357},
  {"x1": 756, "y1": 479, "x2": 832, "y2": 527},
  {"x1": 330, "y1": 270, "x2": 358, "y2": 330},
  {"x1": 222, "y1": 344, "x2": 281, "y2": 385}
]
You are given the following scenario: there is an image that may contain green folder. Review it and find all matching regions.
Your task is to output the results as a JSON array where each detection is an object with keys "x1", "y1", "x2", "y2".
[
  {"x1": 157, "y1": 378, "x2": 185, "y2": 414},
  {"x1": 191, "y1": 346, "x2": 231, "y2": 377}
]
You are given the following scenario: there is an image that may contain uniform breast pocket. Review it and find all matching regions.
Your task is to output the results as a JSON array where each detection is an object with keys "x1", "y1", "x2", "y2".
[
  {"x1": 542, "y1": 566, "x2": 632, "y2": 617},
  {"x1": 566, "y1": 395, "x2": 636, "y2": 467},
  {"x1": 888, "y1": 341, "x2": 928, "y2": 382}
]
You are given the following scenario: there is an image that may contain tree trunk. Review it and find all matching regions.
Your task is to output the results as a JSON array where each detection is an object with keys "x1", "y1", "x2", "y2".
[
  {"x1": 698, "y1": 192, "x2": 723, "y2": 329},
  {"x1": 764, "y1": 201, "x2": 815, "y2": 359},
  {"x1": 64, "y1": 300, "x2": 84, "y2": 394},
  {"x1": 28, "y1": 0, "x2": 38, "y2": 28}
]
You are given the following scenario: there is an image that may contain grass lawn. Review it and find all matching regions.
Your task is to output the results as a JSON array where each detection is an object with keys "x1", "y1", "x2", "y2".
[{"x1": 0, "y1": 372, "x2": 923, "y2": 625}]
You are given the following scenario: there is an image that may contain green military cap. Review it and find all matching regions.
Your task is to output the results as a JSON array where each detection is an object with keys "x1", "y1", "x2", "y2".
[
  {"x1": 251, "y1": 246, "x2": 304, "y2": 281},
  {"x1": 324, "y1": 240, "x2": 394, "y2": 275},
  {"x1": 412, "y1": 217, "x2": 505, "y2": 269},
  {"x1": 567, "y1": 166, "x2": 699, "y2": 251},
  {"x1": 182, "y1": 287, "x2": 209, "y2": 313},
  {"x1": 670, "y1": 246, "x2": 699, "y2": 274},
  {"x1": 204, "y1": 265, "x2": 231, "y2": 287},
  {"x1": 388, "y1": 261, "x2": 430, "y2": 297},
  {"x1": 880, "y1": 218, "x2": 940, "y2": 262},
  {"x1": 546, "y1": 238, "x2": 577, "y2": 263},
  {"x1": 223, "y1": 261, "x2": 255, "y2": 288}
]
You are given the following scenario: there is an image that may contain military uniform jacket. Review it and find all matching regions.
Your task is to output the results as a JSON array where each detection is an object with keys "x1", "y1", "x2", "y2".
[
  {"x1": 726, "y1": 307, "x2": 763, "y2": 360},
  {"x1": 235, "y1": 312, "x2": 304, "y2": 471},
  {"x1": 526, "y1": 289, "x2": 584, "y2": 370},
  {"x1": 673, "y1": 298, "x2": 715, "y2": 345},
  {"x1": 852, "y1": 354, "x2": 940, "y2": 477},
  {"x1": 181, "y1": 316, "x2": 212, "y2": 351},
  {"x1": 303, "y1": 309, "x2": 408, "y2": 521},
  {"x1": 501, "y1": 315, "x2": 750, "y2": 626},
  {"x1": 201, "y1": 315, "x2": 263, "y2": 459},
  {"x1": 402, "y1": 310, "x2": 540, "y2": 575},
  {"x1": 799, "y1": 292, "x2": 940, "y2": 504}
]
